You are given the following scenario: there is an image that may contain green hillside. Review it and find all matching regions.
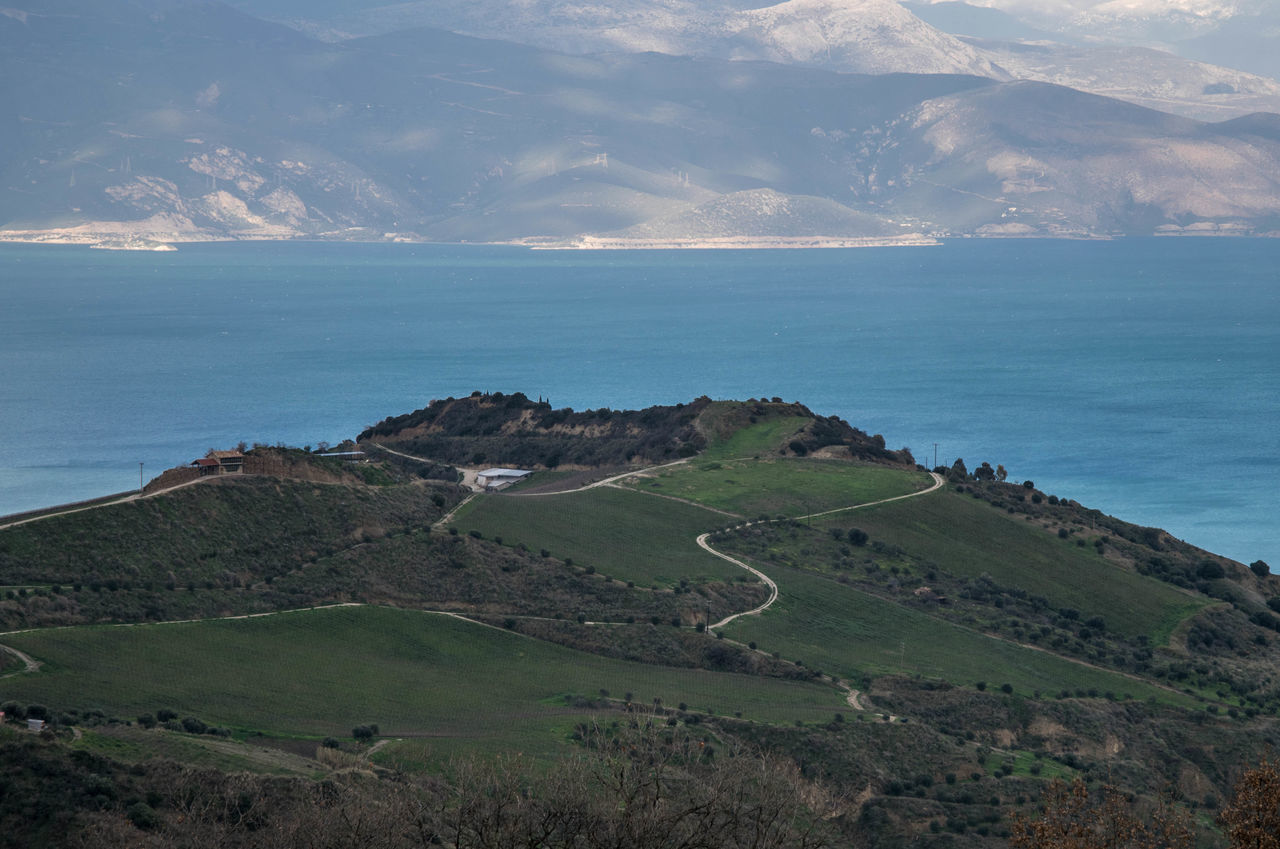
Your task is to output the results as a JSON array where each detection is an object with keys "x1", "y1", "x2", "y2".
[
  {"x1": 2, "y1": 396, "x2": 1279, "y2": 849},
  {"x1": 0, "y1": 606, "x2": 844, "y2": 740},
  {"x1": 718, "y1": 566, "x2": 1189, "y2": 705},
  {"x1": 823, "y1": 489, "x2": 1206, "y2": 643},
  {"x1": 623, "y1": 456, "x2": 931, "y2": 518},
  {"x1": 450, "y1": 486, "x2": 737, "y2": 586}
]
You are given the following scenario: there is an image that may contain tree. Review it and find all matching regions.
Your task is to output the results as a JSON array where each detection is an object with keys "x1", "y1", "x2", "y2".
[
  {"x1": 996, "y1": 464, "x2": 1008, "y2": 481},
  {"x1": 1010, "y1": 778, "x2": 1193, "y2": 849},
  {"x1": 949, "y1": 458, "x2": 968, "y2": 481},
  {"x1": 847, "y1": 528, "x2": 869, "y2": 546},
  {"x1": 974, "y1": 461, "x2": 996, "y2": 481},
  {"x1": 1250, "y1": 560, "x2": 1271, "y2": 578},
  {"x1": 1197, "y1": 560, "x2": 1226, "y2": 580},
  {"x1": 1219, "y1": 754, "x2": 1280, "y2": 849}
]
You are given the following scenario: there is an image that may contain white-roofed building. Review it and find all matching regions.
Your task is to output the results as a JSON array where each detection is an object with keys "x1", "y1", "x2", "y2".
[{"x1": 476, "y1": 468, "x2": 533, "y2": 490}]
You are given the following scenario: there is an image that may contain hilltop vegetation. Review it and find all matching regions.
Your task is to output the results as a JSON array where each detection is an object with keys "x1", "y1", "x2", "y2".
[
  {"x1": 360, "y1": 393, "x2": 914, "y2": 470},
  {"x1": 2, "y1": 395, "x2": 1279, "y2": 848}
]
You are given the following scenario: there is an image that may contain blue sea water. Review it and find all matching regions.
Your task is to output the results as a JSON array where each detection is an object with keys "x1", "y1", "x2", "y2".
[{"x1": 1, "y1": 239, "x2": 1276, "y2": 567}]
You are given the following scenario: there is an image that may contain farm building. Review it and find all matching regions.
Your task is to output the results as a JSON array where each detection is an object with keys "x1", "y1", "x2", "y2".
[
  {"x1": 192, "y1": 451, "x2": 245, "y2": 476},
  {"x1": 477, "y1": 468, "x2": 532, "y2": 490}
]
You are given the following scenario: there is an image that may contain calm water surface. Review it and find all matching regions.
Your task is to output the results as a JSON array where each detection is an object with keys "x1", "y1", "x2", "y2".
[{"x1": 1, "y1": 239, "x2": 1276, "y2": 566}]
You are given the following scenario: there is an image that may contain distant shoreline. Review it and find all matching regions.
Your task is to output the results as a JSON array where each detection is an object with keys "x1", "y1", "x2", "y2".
[
  {"x1": 521, "y1": 234, "x2": 941, "y2": 250},
  {"x1": 0, "y1": 229, "x2": 1274, "y2": 252}
]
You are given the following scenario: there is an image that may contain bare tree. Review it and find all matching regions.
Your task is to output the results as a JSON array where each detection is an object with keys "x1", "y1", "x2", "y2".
[
  {"x1": 1219, "y1": 754, "x2": 1280, "y2": 849},
  {"x1": 1009, "y1": 778, "x2": 1193, "y2": 849}
]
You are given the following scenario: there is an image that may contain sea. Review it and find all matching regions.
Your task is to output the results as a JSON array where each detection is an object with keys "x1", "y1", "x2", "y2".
[{"x1": 1, "y1": 239, "x2": 1276, "y2": 568}]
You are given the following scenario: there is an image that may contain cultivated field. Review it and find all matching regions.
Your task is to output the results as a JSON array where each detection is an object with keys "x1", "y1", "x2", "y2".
[
  {"x1": 623, "y1": 457, "x2": 931, "y2": 519},
  {"x1": 0, "y1": 606, "x2": 846, "y2": 743},
  {"x1": 817, "y1": 491, "x2": 1205, "y2": 643},
  {"x1": 718, "y1": 566, "x2": 1192, "y2": 706},
  {"x1": 450, "y1": 486, "x2": 737, "y2": 586}
]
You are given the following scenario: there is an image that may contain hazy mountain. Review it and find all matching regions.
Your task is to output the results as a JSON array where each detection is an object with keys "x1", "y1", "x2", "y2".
[
  {"x1": 908, "y1": 0, "x2": 1280, "y2": 82},
  {"x1": 226, "y1": 0, "x2": 1006, "y2": 77},
  {"x1": 222, "y1": 0, "x2": 1279, "y2": 122},
  {"x1": 962, "y1": 38, "x2": 1280, "y2": 122},
  {"x1": 600, "y1": 187, "x2": 910, "y2": 242},
  {"x1": 876, "y1": 82, "x2": 1280, "y2": 236},
  {"x1": 904, "y1": 0, "x2": 1072, "y2": 43},
  {"x1": 3, "y1": 0, "x2": 1280, "y2": 245},
  {"x1": 1178, "y1": 11, "x2": 1280, "y2": 81}
]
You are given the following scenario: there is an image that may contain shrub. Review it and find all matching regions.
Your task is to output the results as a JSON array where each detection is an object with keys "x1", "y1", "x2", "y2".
[
  {"x1": 126, "y1": 802, "x2": 160, "y2": 830},
  {"x1": 181, "y1": 716, "x2": 208, "y2": 734},
  {"x1": 1197, "y1": 560, "x2": 1226, "y2": 580}
]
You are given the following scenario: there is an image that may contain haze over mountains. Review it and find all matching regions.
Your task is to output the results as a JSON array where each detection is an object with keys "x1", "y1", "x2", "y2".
[{"x1": 3, "y1": 0, "x2": 1280, "y2": 245}]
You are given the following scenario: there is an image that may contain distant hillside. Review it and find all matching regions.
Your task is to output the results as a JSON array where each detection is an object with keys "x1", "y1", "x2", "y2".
[
  {"x1": 604, "y1": 188, "x2": 906, "y2": 240},
  {"x1": 5, "y1": 0, "x2": 1280, "y2": 244},
  {"x1": 358, "y1": 393, "x2": 915, "y2": 468}
]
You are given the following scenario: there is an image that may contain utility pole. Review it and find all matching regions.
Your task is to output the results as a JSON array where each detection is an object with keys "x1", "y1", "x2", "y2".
[
  {"x1": 933, "y1": 443, "x2": 938, "y2": 468},
  {"x1": 139, "y1": 462, "x2": 144, "y2": 492}
]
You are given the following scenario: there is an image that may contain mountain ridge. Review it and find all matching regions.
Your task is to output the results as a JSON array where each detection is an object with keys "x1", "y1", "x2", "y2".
[{"x1": 4, "y1": 0, "x2": 1280, "y2": 245}]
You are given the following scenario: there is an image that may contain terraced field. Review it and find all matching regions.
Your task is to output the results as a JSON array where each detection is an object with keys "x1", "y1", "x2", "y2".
[
  {"x1": 717, "y1": 566, "x2": 1193, "y2": 706},
  {"x1": 813, "y1": 490, "x2": 1205, "y2": 643},
  {"x1": 0, "y1": 606, "x2": 845, "y2": 744}
]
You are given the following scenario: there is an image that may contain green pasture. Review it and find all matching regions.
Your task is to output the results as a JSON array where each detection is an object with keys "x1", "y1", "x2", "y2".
[
  {"x1": 625, "y1": 457, "x2": 930, "y2": 519},
  {"x1": 450, "y1": 486, "x2": 735, "y2": 586},
  {"x1": 701, "y1": 415, "x2": 813, "y2": 460},
  {"x1": 719, "y1": 567, "x2": 1192, "y2": 707},
  {"x1": 823, "y1": 491, "x2": 1205, "y2": 643},
  {"x1": 0, "y1": 606, "x2": 844, "y2": 744},
  {"x1": 983, "y1": 749, "x2": 1073, "y2": 781},
  {"x1": 70, "y1": 726, "x2": 322, "y2": 775}
]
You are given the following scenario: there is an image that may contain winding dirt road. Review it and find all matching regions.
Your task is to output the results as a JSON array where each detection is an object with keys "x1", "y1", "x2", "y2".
[
  {"x1": 0, "y1": 477, "x2": 208, "y2": 532},
  {"x1": 700, "y1": 472, "x2": 945, "y2": 631},
  {"x1": 0, "y1": 643, "x2": 42, "y2": 676}
]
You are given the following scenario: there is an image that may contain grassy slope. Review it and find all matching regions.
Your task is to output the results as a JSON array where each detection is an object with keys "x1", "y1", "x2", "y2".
[
  {"x1": 450, "y1": 487, "x2": 737, "y2": 586},
  {"x1": 720, "y1": 566, "x2": 1192, "y2": 706},
  {"x1": 831, "y1": 490, "x2": 1205, "y2": 643},
  {"x1": 71, "y1": 726, "x2": 323, "y2": 775},
  {"x1": 700, "y1": 413, "x2": 813, "y2": 460},
  {"x1": 625, "y1": 457, "x2": 930, "y2": 519},
  {"x1": 0, "y1": 606, "x2": 844, "y2": 740}
]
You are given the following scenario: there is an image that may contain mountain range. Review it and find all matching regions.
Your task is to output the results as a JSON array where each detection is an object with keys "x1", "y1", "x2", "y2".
[{"x1": 3, "y1": 0, "x2": 1279, "y2": 245}]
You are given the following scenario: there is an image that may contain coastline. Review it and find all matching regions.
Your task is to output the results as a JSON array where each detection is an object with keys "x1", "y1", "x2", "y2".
[
  {"x1": 520, "y1": 234, "x2": 941, "y2": 250},
  {"x1": 2, "y1": 228, "x2": 1275, "y2": 252}
]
